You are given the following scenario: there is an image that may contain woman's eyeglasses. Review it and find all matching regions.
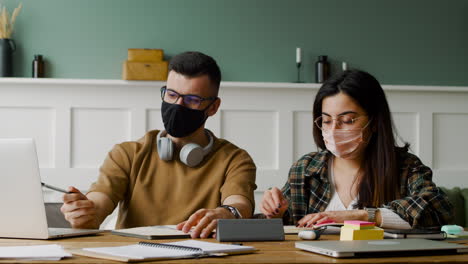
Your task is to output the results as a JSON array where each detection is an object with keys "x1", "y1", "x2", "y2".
[{"x1": 314, "y1": 115, "x2": 368, "y2": 130}]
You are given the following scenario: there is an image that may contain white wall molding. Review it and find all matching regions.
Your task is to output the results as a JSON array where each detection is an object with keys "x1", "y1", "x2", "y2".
[
  {"x1": 2, "y1": 77, "x2": 468, "y2": 92},
  {"x1": 1, "y1": 78, "x2": 467, "y2": 211}
]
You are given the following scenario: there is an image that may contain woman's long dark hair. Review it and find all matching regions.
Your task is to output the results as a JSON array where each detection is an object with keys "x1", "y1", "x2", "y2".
[{"x1": 313, "y1": 69, "x2": 408, "y2": 208}]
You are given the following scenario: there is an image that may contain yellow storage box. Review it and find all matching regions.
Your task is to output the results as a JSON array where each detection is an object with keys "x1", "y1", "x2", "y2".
[
  {"x1": 128, "y1": 49, "x2": 164, "y2": 62},
  {"x1": 122, "y1": 61, "x2": 168, "y2": 81}
]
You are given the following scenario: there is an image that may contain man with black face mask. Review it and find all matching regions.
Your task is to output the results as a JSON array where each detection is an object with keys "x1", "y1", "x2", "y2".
[{"x1": 60, "y1": 52, "x2": 257, "y2": 239}]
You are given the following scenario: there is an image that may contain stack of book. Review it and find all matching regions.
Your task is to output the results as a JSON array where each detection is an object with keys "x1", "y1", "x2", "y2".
[{"x1": 340, "y1": 220, "x2": 384, "y2": 241}]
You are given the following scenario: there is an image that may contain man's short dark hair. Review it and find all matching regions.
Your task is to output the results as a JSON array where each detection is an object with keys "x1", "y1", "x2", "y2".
[{"x1": 169, "y1": 51, "x2": 221, "y2": 94}]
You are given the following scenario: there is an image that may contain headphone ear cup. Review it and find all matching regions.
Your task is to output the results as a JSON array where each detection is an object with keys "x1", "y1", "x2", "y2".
[
  {"x1": 157, "y1": 137, "x2": 173, "y2": 161},
  {"x1": 180, "y1": 143, "x2": 204, "y2": 167}
]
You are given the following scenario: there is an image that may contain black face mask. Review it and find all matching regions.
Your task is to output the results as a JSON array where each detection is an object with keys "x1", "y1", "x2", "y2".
[{"x1": 161, "y1": 101, "x2": 209, "y2": 138}]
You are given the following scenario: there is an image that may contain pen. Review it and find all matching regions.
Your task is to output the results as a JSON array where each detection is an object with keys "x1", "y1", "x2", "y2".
[{"x1": 41, "y1": 182, "x2": 72, "y2": 194}]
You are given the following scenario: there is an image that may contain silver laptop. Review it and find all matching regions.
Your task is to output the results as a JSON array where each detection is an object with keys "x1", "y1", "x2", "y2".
[
  {"x1": 0, "y1": 138, "x2": 103, "y2": 239},
  {"x1": 296, "y1": 239, "x2": 468, "y2": 258}
]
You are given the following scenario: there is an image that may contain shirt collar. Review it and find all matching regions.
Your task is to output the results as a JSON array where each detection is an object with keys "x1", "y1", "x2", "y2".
[{"x1": 304, "y1": 149, "x2": 332, "y2": 181}]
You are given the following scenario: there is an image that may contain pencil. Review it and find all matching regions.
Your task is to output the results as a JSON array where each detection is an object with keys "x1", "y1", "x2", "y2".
[{"x1": 41, "y1": 182, "x2": 72, "y2": 194}]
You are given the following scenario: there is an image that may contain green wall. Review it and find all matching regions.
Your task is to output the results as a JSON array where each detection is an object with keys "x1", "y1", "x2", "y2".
[{"x1": 3, "y1": 0, "x2": 468, "y2": 85}]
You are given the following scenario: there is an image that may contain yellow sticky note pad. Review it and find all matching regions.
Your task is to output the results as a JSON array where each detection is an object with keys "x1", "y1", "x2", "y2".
[
  {"x1": 340, "y1": 226, "x2": 384, "y2": 241},
  {"x1": 343, "y1": 224, "x2": 375, "y2": 230}
]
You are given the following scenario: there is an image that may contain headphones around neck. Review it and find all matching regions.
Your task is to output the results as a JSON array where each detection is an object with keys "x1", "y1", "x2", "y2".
[{"x1": 156, "y1": 130, "x2": 214, "y2": 167}]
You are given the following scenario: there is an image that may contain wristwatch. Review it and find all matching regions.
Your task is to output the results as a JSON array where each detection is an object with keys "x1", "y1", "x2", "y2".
[
  {"x1": 365, "y1": 208, "x2": 378, "y2": 223},
  {"x1": 218, "y1": 205, "x2": 242, "y2": 219}
]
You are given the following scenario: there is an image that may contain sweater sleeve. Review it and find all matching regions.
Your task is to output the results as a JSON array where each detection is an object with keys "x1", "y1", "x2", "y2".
[
  {"x1": 385, "y1": 154, "x2": 454, "y2": 229},
  {"x1": 378, "y1": 208, "x2": 411, "y2": 229},
  {"x1": 88, "y1": 143, "x2": 132, "y2": 207}
]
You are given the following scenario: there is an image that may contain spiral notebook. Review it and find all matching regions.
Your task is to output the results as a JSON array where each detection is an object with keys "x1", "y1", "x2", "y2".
[
  {"x1": 69, "y1": 240, "x2": 256, "y2": 262},
  {"x1": 111, "y1": 225, "x2": 191, "y2": 239}
]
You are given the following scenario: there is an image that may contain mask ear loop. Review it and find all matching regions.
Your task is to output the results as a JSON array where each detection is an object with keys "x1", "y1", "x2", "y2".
[
  {"x1": 201, "y1": 97, "x2": 219, "y2": 119},
  {"x1": 362, "y1": 118, "x2": 372, "y2": 129},
  {"x1": 361, "y1": 118, "x2": 374, "y2": 144}
]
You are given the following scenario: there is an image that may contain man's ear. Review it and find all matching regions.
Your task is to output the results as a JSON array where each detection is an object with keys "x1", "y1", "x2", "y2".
[{"x1": 206, "y1": 98, "x2": 221, "y2": 117}]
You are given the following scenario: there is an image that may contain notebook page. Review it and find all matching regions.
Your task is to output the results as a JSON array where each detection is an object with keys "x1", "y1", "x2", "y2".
[
  {"x1": 0, "y1": 244, "x2": 71, "y2": 259},
  {"x1": 166, "y1": 240, "x2": 254, "y2": 253},
  {"x1": 83, "y1": 244, "x2": 197, "y2": 259}
]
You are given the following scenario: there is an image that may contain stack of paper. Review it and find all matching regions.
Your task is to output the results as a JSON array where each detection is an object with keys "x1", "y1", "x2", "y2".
[
  {"x1": 0, "y1": 244, "x2": 71, "y2": 260},
  {"x1": 343, "y1": 221, "x2": 376, "y2": 230}
]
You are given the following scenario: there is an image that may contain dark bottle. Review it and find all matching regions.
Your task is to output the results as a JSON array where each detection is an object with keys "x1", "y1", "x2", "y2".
[
  {"x1": 32, "y1": 54, "x2": 45, "y2": 78},
  {"x1": 315, "y1": 55, "x2": 330, "y2": 83}
]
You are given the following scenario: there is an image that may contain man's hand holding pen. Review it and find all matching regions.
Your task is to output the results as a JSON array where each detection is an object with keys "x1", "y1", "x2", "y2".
[{"x1": 60, "y1": 186, "x2": 98, "y2": 229}]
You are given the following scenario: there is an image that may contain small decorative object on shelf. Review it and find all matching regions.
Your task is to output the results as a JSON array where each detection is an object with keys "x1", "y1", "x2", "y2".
[
  {"x1": 295, "y1": 47, "x2": 302, "y2": 83},
  {"x1": 0, "y1": 3, "x2": 22, "y2": 77},
  {"x1": 315, "y1": 55, "x2": 330, "y2": 83},
  {"x1": 342, "y1": 61, "x2": 348, "y2": 71},
  {"x1": 32, "y1": 54, "x2": 45, "y2": 78}
]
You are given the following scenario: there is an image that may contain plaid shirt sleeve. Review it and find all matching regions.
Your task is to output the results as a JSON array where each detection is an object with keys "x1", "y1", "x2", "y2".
[
  {"x1": 281, "y1": 181, "x2": 294, "y2": 225},
  {"x1": 281, "y1": 154, "x2": 309, "y2": 225},
  {"x1": 386, "y1": 152, "x2": 454, "y2": 229},
  {"x1": 280, "y1": 151, "x2": 330, "y2": 225}
]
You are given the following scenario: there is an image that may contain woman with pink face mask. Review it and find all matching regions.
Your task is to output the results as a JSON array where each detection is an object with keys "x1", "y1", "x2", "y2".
[{"x1": 260, "y1": 70, "x2": 453, "y2": 229}]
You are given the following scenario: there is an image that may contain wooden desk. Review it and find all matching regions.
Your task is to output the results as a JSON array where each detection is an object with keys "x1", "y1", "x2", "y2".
[{"x1": 0, "y1": 233, "x2": 467, "y2": 263}]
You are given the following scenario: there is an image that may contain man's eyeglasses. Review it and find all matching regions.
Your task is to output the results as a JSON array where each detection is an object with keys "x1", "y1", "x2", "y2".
[
  {"x1": 314, "y1": 115, "x2": 368, "y2": 130},
  {"x1": 160, "y1": 86, "x2": 218, "y2": 110}
]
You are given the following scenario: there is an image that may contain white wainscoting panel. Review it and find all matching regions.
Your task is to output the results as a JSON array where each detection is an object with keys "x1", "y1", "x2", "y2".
[
  {"x1": 221, "y1": 110, "x2": 278, "y2": 170},
  {"x1": 0, "y1": 107, "x2": 54, "y2": 168},
  {"x1": 0, "y1": 78, "x2": 467, "y2": 209},
  {"x1": 433, "y1": 113, "x2": 468, "y2": 170},
  {"x1": 71, "y1": 108, "x2": 131, "y2": 168},
  {"x1": 146, "y1": 109, "x2": 163, "y2": 132},
  {"x1": 293, "y1": 111, "x2": 316, "y2": 161},
  {"x1": 392, "y1": 112, "x2": 419, "y2": 155}
]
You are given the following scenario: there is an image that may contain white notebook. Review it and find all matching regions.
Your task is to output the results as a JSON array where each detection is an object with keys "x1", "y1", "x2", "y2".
[
  {"x1": 0, "y1": 244, "x2": 71, "y2": 260},
  {"x1": 111, "y1": 225, "x2": 190, "y2": 239},
  {"x1": 70, "y1": 239, "x2": 256, "y2": 262}
]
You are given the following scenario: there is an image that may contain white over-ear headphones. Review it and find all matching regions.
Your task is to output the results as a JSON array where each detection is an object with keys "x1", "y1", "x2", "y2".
[{"x1": 156, "y1": 130, "x2": 214, "y2": 167}]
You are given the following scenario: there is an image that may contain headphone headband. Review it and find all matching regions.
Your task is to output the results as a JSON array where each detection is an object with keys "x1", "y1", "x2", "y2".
[{"x1": 156, "y1": 129, "x2": 214, "y2": 167}]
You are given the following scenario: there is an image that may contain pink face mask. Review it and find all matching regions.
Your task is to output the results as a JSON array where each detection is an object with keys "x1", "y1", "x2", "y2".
[{"x1": 322, "y1": 122, "x2": 370, "y2": 159}]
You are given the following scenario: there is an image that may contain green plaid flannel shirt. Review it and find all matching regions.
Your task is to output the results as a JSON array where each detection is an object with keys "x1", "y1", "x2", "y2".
[{"x1": 281, "y1": 150, "x2": 453, "y2": 228}]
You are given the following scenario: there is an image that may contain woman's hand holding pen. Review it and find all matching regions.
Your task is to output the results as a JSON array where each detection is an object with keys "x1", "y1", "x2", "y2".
[
  {"x1": 60, "y1": 186, "x2": 98, "y2": 229},
  {"x1": 260, "y1": 187, "x2": 289, "y2": 218}
]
